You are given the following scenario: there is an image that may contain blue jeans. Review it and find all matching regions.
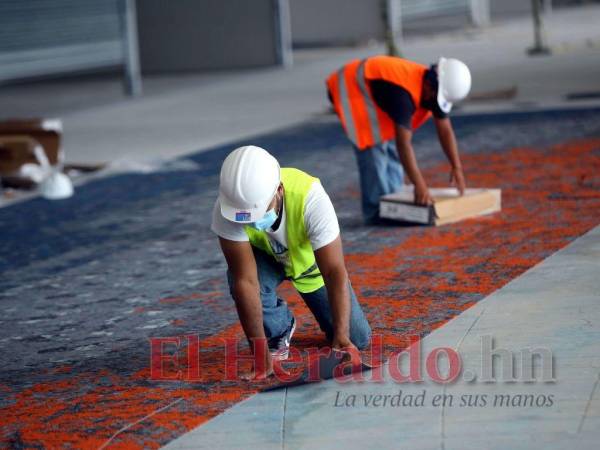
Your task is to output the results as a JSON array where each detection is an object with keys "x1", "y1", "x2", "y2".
[
  {"x1": 354, "y1": 139, "x2": 405, "y2": 224},
  {"x1": 227, "y1": 248, "x2": 372, "y2": 350}
]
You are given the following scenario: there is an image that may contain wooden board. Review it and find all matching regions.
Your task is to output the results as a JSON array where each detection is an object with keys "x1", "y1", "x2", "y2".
[{"x1": 380, "y1": 187, "x2": 502, "y2": 226}]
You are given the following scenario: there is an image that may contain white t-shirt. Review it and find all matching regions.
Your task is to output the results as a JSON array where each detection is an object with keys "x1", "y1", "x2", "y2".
[{"x1": 211, "y1": 181, "x2": 340, "y2": 263}]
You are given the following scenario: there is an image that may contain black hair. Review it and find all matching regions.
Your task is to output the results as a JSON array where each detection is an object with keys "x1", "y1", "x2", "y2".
[
  {"x1": 422, "y1": 65, "x2": 446, "y2": 117},
  {"x1": 425, "y1": 64, "x2": 439, "y2": 92}
]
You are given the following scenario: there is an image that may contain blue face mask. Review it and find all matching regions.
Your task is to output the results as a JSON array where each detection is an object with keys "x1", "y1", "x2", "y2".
[{"x1": 252, "y1": 209, "x2": 278, "y2": 231}]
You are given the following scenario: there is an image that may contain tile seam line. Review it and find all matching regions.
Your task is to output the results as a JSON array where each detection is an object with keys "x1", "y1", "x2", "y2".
[
  {"x1": 281, "y1": 386, "x2": 289, "y2": 450},
  {"x1": 97, "y1": 397, "x2": 184, "y2": 450},
  {"x1": 439, "y1": 303, "x2": 489, "y2": 450},
  {"x1": 577, "y1": 371, "x2": 600, "y2": 433}
]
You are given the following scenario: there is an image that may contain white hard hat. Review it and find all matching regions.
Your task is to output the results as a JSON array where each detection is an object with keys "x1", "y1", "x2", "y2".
[
  {"x1": 437, "y1": 57, "x2": 472, "y2": 113},
  {"x1": 30, "y1": 144, "x2": 74, "y2": 200},
  {"x1": 40, "y1": 171, "x2": 74, "y2": 200},
  {"x1": 218, "y1": 145, "x2": 280, "y2": 223}
]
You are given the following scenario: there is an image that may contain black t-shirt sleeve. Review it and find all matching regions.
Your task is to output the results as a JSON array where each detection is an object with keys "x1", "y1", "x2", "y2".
[
  {"x1": 369, "y1": 80, "x2": 415, "y2": 130},
  {"x1": 430, "y1": 101, "x2": 449, "y2": 119}
]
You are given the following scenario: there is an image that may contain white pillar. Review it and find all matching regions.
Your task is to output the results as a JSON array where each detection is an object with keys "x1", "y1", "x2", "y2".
[
  {"x1": 470, "y1": 0, "x2": 490, "y2": 27},
  {"x1": 386, "y1": 0, "x2": 403, "y2": 53},
  {"x1": 274, "y1": 0, "x2": 293, "y2": 68}
]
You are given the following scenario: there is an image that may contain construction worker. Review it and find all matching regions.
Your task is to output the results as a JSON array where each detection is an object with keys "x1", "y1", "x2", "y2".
[
  {"x1": 326, "y1": 56, "x2": 472, "y2": 224},
  {"x1": 211, "y1": 145, "x2": 371, "y2": 379}
]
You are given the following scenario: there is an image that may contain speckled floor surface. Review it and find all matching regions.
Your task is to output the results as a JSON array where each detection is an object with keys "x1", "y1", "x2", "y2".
[
  {"x1": 162, "y1": 225, "x2": 600, "y2": 450},
  {"x1": 1, "y1": 108, "x2": 599, "y2": 448}
]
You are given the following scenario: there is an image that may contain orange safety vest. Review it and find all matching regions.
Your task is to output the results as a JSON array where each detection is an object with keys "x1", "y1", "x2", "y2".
[{"x1": 326, "y1": 56, "x2": 432, "y2": 150}]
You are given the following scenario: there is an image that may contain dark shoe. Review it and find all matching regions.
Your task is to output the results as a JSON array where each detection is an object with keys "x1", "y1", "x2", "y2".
[{"x1": 269, "y1": 317, "x2": 296, "y2": 360}]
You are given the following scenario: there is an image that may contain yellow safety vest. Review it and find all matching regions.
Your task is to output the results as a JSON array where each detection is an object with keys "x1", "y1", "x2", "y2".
[{"x1": 245, "y1": 168, "x2": 324, "y2": 293}]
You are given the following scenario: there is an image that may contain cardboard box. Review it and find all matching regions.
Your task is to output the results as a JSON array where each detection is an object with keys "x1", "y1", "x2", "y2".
[
  {"x1": 0, "y1": 119, "x2": 64, "y2": 190},
  {"x1": 0, "y1": 118, "x2": 62, "y2": 171},
  {"x1": 0, "y1": 135, "x2": 40, "y2": 175},
  {"x1": 380, "y1": 187, "x2": 502, "y2": 225}
]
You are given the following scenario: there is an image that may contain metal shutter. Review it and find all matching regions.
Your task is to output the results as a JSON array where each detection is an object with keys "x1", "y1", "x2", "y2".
[
  {"x1": 0, "y1": 0, "x2": 125, "y2": 83},
  {"x1": 401, "y1": 0, "x2": 470, "y2": 19}
]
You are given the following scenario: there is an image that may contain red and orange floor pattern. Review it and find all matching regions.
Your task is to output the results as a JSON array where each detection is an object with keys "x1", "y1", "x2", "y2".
[{"x1": 2, "y1": 137, "x2": 600, "y2": 448}]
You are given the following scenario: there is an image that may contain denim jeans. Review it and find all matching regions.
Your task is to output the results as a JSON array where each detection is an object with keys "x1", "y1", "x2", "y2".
[
  {"x1": 354, "y1": 139, "x2": 405, "y2": 224},
  {"x1": 227, "y1": 247, "x2": 372, "y2": 350}
]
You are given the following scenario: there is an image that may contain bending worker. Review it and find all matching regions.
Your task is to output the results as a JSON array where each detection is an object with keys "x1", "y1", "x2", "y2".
[
  {"x1": 211, "y1": 145, "x2": 371, "y2": 379},
  {"x1": 326, "y1": 56, "x2": 472, "y2": 224}
]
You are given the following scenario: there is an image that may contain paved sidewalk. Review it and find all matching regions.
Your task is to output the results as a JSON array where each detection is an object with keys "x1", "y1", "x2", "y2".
[{"x1": 163, "y1": 225, "x2": 600, "y2": 450}]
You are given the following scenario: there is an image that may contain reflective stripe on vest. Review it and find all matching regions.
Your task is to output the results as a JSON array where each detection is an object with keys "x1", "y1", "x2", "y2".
[
  {"x1": 336, "y1": 66, "x2": 357, "y2": 146},
  {"x1": 356, "y1": 59, "x2": 382, "y2": 144}
]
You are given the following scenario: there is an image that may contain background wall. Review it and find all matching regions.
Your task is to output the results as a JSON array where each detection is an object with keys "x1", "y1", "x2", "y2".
[
  {"x1": 0, "y1": 0, "x2": 124, "y2": 83},
  {"x1": 289, "y1": 0, "x2": 384, "y2": 48},
  {"x1": 490, "y1": 0, "x2": 532, "y2": 19},
  {"x1": 136, "y1": 0, "x2": 279, "y2": 72}
]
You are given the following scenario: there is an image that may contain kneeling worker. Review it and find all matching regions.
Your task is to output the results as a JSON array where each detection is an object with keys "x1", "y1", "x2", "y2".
[
  {"x1": 326, "y1": 56, "x2": 472, "y2": 223},
  {"x1": 211, "y1": 145, "x2": 371, "y2": 379}
]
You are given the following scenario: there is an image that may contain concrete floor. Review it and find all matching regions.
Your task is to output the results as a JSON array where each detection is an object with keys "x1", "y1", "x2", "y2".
[
  {"x1": 1, "y1": 5, "x2": 600, "y2": 169},
  {"x1": 162, "y1": 225, "x2": 600, "y2": 450}
]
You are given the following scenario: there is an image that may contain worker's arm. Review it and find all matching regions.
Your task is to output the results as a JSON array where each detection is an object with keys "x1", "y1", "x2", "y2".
[
  {"x1": 434, "y1": 117, "x2": 466, "y2": 194},
  {"x1": 313, "y1": 236, "x2": 355, "y2": 351},
  {"x1": 394, "y1": 124, "x2": 432, "y2": 205},
  {"x1": 218, "y1": 237, "x2": 273, "y2": 379}
]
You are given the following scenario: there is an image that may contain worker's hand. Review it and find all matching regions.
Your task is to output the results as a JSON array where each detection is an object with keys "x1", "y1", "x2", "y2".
[
  {"x1": 240, "y1": 367, "x2": 274, "y2": 381},
  {"x1": 240, "y1": 351, "x2": 275, "y2": 381},
  {"x1": 449, "y1": 165, "x2": 466, "y2": 195},
  {"x1": 331, "y1": 335, "x2": 363, "y2": 371},
  {"x1": 331, "y1": 333, "x2": 356, "y2": 353},
  {"x1": 414, "y1": 182, "x2": 433, "y2": 206}
]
